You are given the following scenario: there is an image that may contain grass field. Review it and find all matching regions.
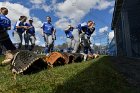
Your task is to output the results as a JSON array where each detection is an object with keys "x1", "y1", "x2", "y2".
[{"x1": 0, "y1": 55, "x2": 139, "y2": 93}]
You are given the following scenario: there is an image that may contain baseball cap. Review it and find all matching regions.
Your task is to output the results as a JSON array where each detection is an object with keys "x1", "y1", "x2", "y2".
[
  {"x1": 81, "y1": 22, "x2": 87, "y2": 26},
  {"x1": 29, "y1": 18, "x2": 33, "y2": 21}
]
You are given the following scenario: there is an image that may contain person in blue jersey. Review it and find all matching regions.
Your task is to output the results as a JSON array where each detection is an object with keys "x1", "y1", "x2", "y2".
[
  {"x1": 41, "y1": 16, "x2": 55, "y2": 55},
  {"x1": 77, "y1": 21, "x2": 95, "y2": 61},
  {"x1": 24, "y1": 18, "x2": 36, "y2": 51},
  {"x1": 86, "y1": 21, "x2": 95, "y2": 54},
  {"x1": 70, "y1": 22, "x2": 87, "y2": 54},
  {"x1": 13, "y1": 16, "x2": 28, "y2": 49},
  {"x1": 0, "y1": 7, "x2": 16, "y2": 65},
  {"x1": 64, "y1": 25, "x2": 74, "y2": 53}
]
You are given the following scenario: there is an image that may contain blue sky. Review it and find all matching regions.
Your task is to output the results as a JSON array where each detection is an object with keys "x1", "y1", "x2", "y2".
[{"x1": 0, "y1": 0, "x2": 115, "y2": 46}]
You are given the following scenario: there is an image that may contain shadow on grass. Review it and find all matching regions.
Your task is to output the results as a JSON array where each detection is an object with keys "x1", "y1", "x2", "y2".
[{"x1": 54, "y1": 56, "x2": 133, "y2": 93}]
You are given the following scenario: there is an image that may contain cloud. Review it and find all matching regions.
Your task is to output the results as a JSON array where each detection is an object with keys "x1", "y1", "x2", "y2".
[
  {"x1": 54, "y1": 0, "x2": 97, "y2": 29},
  {"x1": 109, "y1": 31, "x2": 114, "y2": 42},
  {"x1": 108, "y1": 1, "x2": 115, "y2": 14},
  {"x1": 60, "y1": 36, "x2": 66, "y2": 41},
  {"x1": 31, "y1": 3, "x2": 51, "y2": 12},
  {"x1": 55, "y1": 18, "x2": 71, "y2": 30},
  {"x1": 95, "y1": 43, "x2": 101, "y2": 46},
  {"x1": 94, "y1": 0, "x2": 114, "y2": 10},
  {"x1": 35, "y1": 35, "x2": 41, "y2": 44},
  {"x1": 99, "y1": 26, "x2": 109, "y2": 33},
  {"x1": 29, "y1": 0, "x2": 114, "y2": 30},
  {"x1": 32, "y1": 17, "x2": 42, "y2": 32},
  {"x1": 54, "y1": 0, "x2": 114, "y2": 30},
  {"x1": 42, "y1": 5, "x2": 51, "y2": 12},
  {"x1": 30, "y1": 0, "x2": 45, "y2": 4},
  {"x1": 30, "y1": 0, "x2": 51, "y2": 12},
  {"x1": 39, "y1": 43, "x2": 45, "y2": 47},
  {"x1": 109, "y1": 7, "x2": 114, "y2": 14}
]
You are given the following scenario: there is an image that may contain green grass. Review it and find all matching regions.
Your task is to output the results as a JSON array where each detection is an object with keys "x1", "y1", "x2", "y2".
[{"x1": 0, "y1": 55, "x2": 138, "y2": 93}]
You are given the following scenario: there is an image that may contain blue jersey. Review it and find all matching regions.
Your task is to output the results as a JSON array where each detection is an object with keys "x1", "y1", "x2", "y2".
[
  {"x1": 0, "y1": 14, "x2": 10, "y2": 41},
  {"x1": 0, "y1": 14, "x2": 11, "y2": 30},
  {"x1": 77, "y1": 22, "x2": 94, "y2": 36},
  {"x1": 25, "y1": 23, "x2": 35, "y2": 35},
  {"x1": 77, "y1": 22, "x2": 88, "y2": 34},
  {"x1": 87, "y1": 27, "x2": 95, "y2": 36},
  {"x1": 13, "y1": 21, "x2": 25, "y2": 33},
  {"x1": 42, "y1": 22, "x2": 54, "y2": 35},
  {"x1": 65, "y1": 28, "x2": 73, "y2": 38},
  {"x1": 77, "y1": 24, "x2": 82, "y2": 31}
]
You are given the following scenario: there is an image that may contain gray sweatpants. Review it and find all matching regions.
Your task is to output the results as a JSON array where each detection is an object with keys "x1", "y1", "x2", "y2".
[
  {"x1": 66, "y1": 38, "x2": 73, "y2": 49},
  {"x1": 13, "y1": 31, "x2": 23, "y2": 49},
  {"x1": 44, "y1": 34, "x2": 53, "y2": 47},
  {"x1": 80, "y1": 34, "x2": 90, "y2": 48},
  {"x1": 24, "y1": 33, "x2": 35, "y2": 46},
  {"x1": 72, "y1": 29, "x2": 80, "y2": 53},
  {"x1": 44, "y1": 34, "x2": 53, "y2": 54}
]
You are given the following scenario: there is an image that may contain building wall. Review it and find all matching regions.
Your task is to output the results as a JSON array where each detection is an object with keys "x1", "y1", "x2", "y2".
[
  {"x1": 108, "y1": 37, "x2": 116, "y2": 56},
  {"x1": 127, "y1": 0, "x2": 140, "y2": 57},
  {"x1": 115, "y1": 15, "x2": 126, "y2": 56},
  {"x1": 114, "y1": 0, "x2": 140, "y2": 58}
]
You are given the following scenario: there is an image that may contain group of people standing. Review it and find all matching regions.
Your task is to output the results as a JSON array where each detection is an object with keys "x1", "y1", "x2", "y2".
[
  {"x1": 0, "y1": 7, "x2": 55, "y2": 53},
  {"x1": 0, "y1": 7, "x2": 95, "y2": 65},
  {"x1": 0, "y1": 7, "x2": 55, "y2": 64},
  {"x1": 13, "y1": 16, "x2": 35, "y2": 51},
  {"x1": 64, "y1": 21, "x2": 95, "y2": 61},
  {"x1": 0, "y1": 7, "x2": 36, "y2": 52}
]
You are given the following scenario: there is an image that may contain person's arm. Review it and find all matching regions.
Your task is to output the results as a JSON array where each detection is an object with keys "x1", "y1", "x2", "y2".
[
  {"x1": 16, "y1": 26, "x2": 27, "y2": 29},
  {"x1": 89, "y1": 27, "x2": 95, "y2": 34},
  {"x1": 81, "y1": 27, "x2": 86, "y2": 33},
  {"x1": 52, "y1": 28, "x2": 56, "y2": 40},
  {"x1": 32, "y1": 27, "x2": 36, "y2": 38},
  {"x1": 53, "y1": 28, "x2": 56, "y2": 35},
  {"x1": 27, "y1": 26, "x2": 33, "y2": 29},
  {"x1": 16, "y1": 21, "x2": 27, "y2": 29},
  {"x1": 33, "y1": 26, "x2": 35, "y2": 35},
  {"x1": 64, "y1": 25, "x2": 71, "y2": 32},
  {"x1": 7, "y1": 19, "x2": 11, "y2": 30}
]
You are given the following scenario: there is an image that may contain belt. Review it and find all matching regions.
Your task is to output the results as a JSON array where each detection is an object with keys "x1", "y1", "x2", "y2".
[
  {"x1": 0, "y1": 27, "x2": 7, "y2": 32},
  {"x1": 67, "y1": 37, "x2": 73, "y2": 39},
  {"x1": 44, "y1": 33, "x2": 52, "y2": 35}
]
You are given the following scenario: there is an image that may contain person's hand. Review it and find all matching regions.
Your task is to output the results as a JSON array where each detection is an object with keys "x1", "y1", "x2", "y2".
[
  {"x1": 89, "y1": 23, "x2": 94, "y2": 28},
  {"x1": 34, "y1": 36, "x2": 36, "y2": 40},
  {"x1": 65, "y1": 25, "x2": 72, "y2": 31},
  {"x1": 7, "y1": 27, "x2": 11, "y2": 30},
  {"x1": 81, "y1": 30, "x2": 85, "y2": 33},
  {"x1": 52, "y1": 36, "x2": 56, "y2": 40},
  {"x1": 71, "y1": 36, "x2": 74, "y2": 39},
  {"x1": 28, "y1": 26, "x2": 33, "y2": 29},
  {"x1": 12, "y1": 32, "x2": 14, "y2": 37},
  {"x1": 23, "y1": 26, "x2": 28, "y2": 29},
  {"x1": 68, "y1": 25, "x2": 71, "y2": 29}
]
